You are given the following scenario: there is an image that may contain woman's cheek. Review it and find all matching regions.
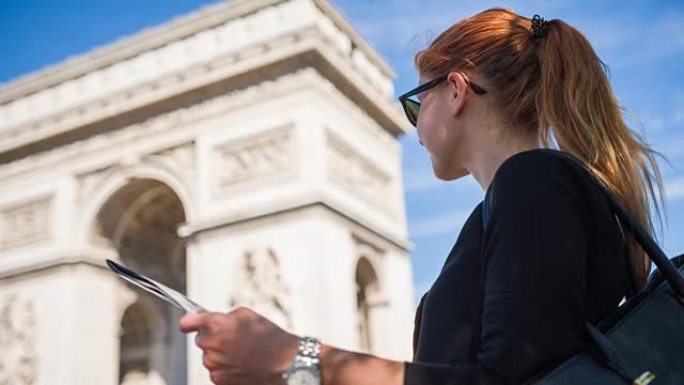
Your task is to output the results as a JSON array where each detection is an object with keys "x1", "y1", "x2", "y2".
[{"x1": 417, "y1": 115, "x2": 435, "y2": 149}]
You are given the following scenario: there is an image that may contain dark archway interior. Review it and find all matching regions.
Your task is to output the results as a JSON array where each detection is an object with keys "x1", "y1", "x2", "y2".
[
  {"x1": 94, "y1": 178, "x2": 187, "y2": 291},
  {"x1": 355, "y1": 257, "x2": 379, "y2": 352}
]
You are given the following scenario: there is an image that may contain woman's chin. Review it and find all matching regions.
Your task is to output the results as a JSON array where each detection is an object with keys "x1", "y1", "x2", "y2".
[{"x1": 433, "y1": 164, "x2": 470, "y2": 181}]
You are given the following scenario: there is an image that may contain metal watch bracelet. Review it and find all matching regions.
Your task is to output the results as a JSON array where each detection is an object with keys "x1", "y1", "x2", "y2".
[{"x1": 282, "y1": 336, "x2": 322, "y2": 385}]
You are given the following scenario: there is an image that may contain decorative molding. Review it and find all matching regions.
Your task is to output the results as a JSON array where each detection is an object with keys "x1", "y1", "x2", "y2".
[
  {"x1": 0, "y1": 294, "x2": 38, "y2": 385},
  {"x1": 150, "y1": 141, "x2": 197, "y2": 186},
  {"x1": 0, "y1": 67, "x2": 318, "y2": 184},
  {"x1": 0, "y1": 28, "x2": 307, "y2": 153},
  {"x1": 353, "y1": 233, "x2": 385, "y2": 260},
  {"x1": 212, "y1": 125, "x2": 296, "y2": 197},
  {"x1": 76, "y1": 166, "x2": 117, "y2": 205},
  {"x1": 229, "y1": 247, "x2": 292, "y2": 328},
  {"x1": 178, "y1": 197, "x2": 411, "y2": 253},
  {"x1": 0, "y1": 196, "x2": 53, "y2": 250},
  {"x1": 0, "y1": 253, "x2": 116, "y2": 283},
  {"x1": 325, "y1": 132, "x2": 393, "y2": 214}
]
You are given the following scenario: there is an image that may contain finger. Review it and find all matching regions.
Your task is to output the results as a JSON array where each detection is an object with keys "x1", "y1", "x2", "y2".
[
  {"x1": 229, "y1": 306, "x2": 254, "y2": 319},
  {"x1": 209, "y1": 369, "x2": 227, "y2": 385},
  {"x1": 179, "y1": 312, "x2": 208, "y2": 333},
  {"x1": 203, "y1": 312, "x2": 237, "y2": 335},
  {"x1": 194, "y1": 328, "x2": 222, "y2": 350},
  {"x1": 195, "y1": 332, "x2": 203, "y2": 348},
  {"x1": 209, "y1": 368, "x2": 240, "y2": 385},
  {"x1": 202, "y1": 351, "x2": 218, "y2": 370}
]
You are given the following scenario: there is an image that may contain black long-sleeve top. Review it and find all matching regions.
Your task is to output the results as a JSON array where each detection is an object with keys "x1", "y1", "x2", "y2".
[{"x1": 404, "y1": 149, "x2": 631, "y2": 385}]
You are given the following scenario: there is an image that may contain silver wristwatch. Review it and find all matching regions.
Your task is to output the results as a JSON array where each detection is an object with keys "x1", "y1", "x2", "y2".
[{"x1": 282, "y1": 336, "x2": 322, "y2": 385}]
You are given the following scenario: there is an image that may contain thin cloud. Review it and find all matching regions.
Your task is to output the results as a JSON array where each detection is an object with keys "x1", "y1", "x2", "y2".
[
  {"x1": 570, "y1": 11, "x2": 684, "y2": 70},
  {"x1": 403, "y1": 166, "x2": 483, "y2": 192},
  {"x1": 664, "y1": 176, "x2": 684, "y2": 201},
  {"x1": 655, "y1": 136, "x2": 684, "y2": 162},
  {"x1": 403, "y1": 168, "x2": 447, "y2": 191}
]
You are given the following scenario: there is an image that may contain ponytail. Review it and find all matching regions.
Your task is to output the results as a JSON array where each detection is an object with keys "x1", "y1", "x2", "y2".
[
  {"x1": 414, "y1": 8, "x2": 665, "y2": 292},
  {"x1": 536, "y1": 19, "x2": 664, "y2": 292}
]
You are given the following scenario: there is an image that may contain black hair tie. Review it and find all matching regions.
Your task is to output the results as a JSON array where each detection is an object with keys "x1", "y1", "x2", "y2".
[{"x1": 531, "y1": 15, "x2": 548, "y2": 38}]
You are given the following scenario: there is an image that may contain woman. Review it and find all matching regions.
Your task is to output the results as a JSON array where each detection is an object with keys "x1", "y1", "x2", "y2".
[{"x1": 179, "y1": 8, "x2": 665, "y2": 385}]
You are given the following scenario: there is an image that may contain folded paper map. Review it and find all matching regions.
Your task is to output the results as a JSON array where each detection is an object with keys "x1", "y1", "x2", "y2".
[{"x1": 105, "y1": 259, "x2": 207, "y2": 313}]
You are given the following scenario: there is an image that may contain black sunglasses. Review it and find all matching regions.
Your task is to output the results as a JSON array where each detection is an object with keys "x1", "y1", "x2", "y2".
[{"x1": 398, "y1": 74, "x2": 487, "y2": 127}]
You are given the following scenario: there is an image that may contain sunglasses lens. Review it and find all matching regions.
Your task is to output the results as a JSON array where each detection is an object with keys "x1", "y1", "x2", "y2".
[{"x1": 402, "y1": 99, "x2": 420, "y2": 126}]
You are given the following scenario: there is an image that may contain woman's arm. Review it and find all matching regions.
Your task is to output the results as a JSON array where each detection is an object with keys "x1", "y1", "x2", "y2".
[
  {"x1": 179, "y1": 307, "x2": 406, "y2": 385},
  {"x1": 319, "y1": 344, "x2": 405, "y2": 385},
  {"x1": 179, "y1": 308, "x2": 497, "y2": 385},
  {"x1": 320, "y1": 345, "x2": 508, "y2": 385},
  {"x1": 321, "y1": 344, "x2": 509, "y2": 385}
]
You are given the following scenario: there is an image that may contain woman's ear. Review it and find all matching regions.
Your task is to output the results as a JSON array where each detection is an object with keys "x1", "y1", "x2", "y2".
[{"x1": 446, "y1": 71, "x2": 470, "y2": 117}]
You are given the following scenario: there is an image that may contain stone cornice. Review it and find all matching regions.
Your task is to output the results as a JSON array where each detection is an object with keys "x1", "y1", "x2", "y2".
[
  {"x1": 0, "y1": 60, "x2": 402, "y2": 184},
  {"x1": 311, "y1": 0, "x2": 394, "y2": 77},
  {"x1": 178, "y1": 195, "x2": 412, "y2": 253},
  {"x1": 0, "y1": 66, "x2": 319, "y2": 182},
  {"x1": 0, "y1": 0, "x2": 394, "y2": 103},
  {"x1": 0, "y1": 26, "x2": 320, "y2": 158},
  {"x1": 0, "y1": 255, "x2": 113, "y2": 283},
  {"x1": 0, "y1": 30, "x2": 407, "y2": 164}
]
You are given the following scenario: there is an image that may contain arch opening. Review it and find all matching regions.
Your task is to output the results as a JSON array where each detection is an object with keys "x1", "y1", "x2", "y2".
[
  {"x1": 355, "y1": 257, "x2": 380, "y2": 352},
  {"x1": 93, "y1": 178, "x2": 188, "y2": 385}
]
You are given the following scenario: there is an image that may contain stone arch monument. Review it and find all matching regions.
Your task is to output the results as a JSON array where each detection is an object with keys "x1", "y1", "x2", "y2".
[{"x1": 0, "y1": 0, "x2": 415, "y2": 384}]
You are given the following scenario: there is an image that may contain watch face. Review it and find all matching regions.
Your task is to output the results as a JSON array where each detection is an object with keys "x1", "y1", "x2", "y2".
[{"x1": 287, "y1": 369, "x2": 320, "y2": 385}]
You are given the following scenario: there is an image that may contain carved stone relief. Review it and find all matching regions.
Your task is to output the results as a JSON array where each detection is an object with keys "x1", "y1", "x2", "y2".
[
  {"x1": 0, "y1": 197, "x2": 52, "y2": 250},
  {"x1": 325, "y1": 132, "x2": 392, "y2": 214},
  {"x1": 76, "y1": 165, "x2": 116, "y2": 204},
  {"x1": 0, "y1": 294, "x2": 38, "y2": 385},
  {"x1": 229, "y1": 247, "x2": 292, "y2": 329},
  {"x1": 73, "y1": 142, "x2": 194, "y2": 219},
  {"x1": 150, "y1": 141, "x2": 197, "y2": 184},
  {"x1": 213, "y1": 126, "x2": 295, "y2": 196}
]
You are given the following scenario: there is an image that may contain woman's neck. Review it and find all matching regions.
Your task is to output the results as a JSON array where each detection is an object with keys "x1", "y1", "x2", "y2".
[{"x1": 468, "y1": 137, "x2": 541, "y2": 191}]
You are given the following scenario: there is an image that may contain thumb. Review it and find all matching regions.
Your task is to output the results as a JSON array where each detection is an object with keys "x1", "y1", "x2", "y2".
[{"x1": 179, "y1": 312, "x2": 207, "y2": 333}]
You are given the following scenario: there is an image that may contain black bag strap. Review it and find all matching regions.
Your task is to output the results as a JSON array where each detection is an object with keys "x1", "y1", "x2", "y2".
[
  {"x1": 554, "y1": 151, "x2": 684, "y2": 298},
  {"x1": 583, "y1": 322, "x2": 643, "y2": 382}
]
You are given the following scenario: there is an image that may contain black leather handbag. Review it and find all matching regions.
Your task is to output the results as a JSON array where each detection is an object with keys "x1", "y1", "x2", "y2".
[{"x1": 521, "y1": 153, "x2": 684, "y2": 385}]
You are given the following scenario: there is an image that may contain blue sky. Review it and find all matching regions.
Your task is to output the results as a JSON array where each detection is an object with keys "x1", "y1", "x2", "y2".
[{"x1": 2, "y1": 0, "x2": 683, "y2": 307}]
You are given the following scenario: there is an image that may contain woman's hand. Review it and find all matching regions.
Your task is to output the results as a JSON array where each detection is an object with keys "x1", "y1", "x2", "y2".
[{"x1": 179, "y1": 306, "x2": 300, "y2": 385}]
